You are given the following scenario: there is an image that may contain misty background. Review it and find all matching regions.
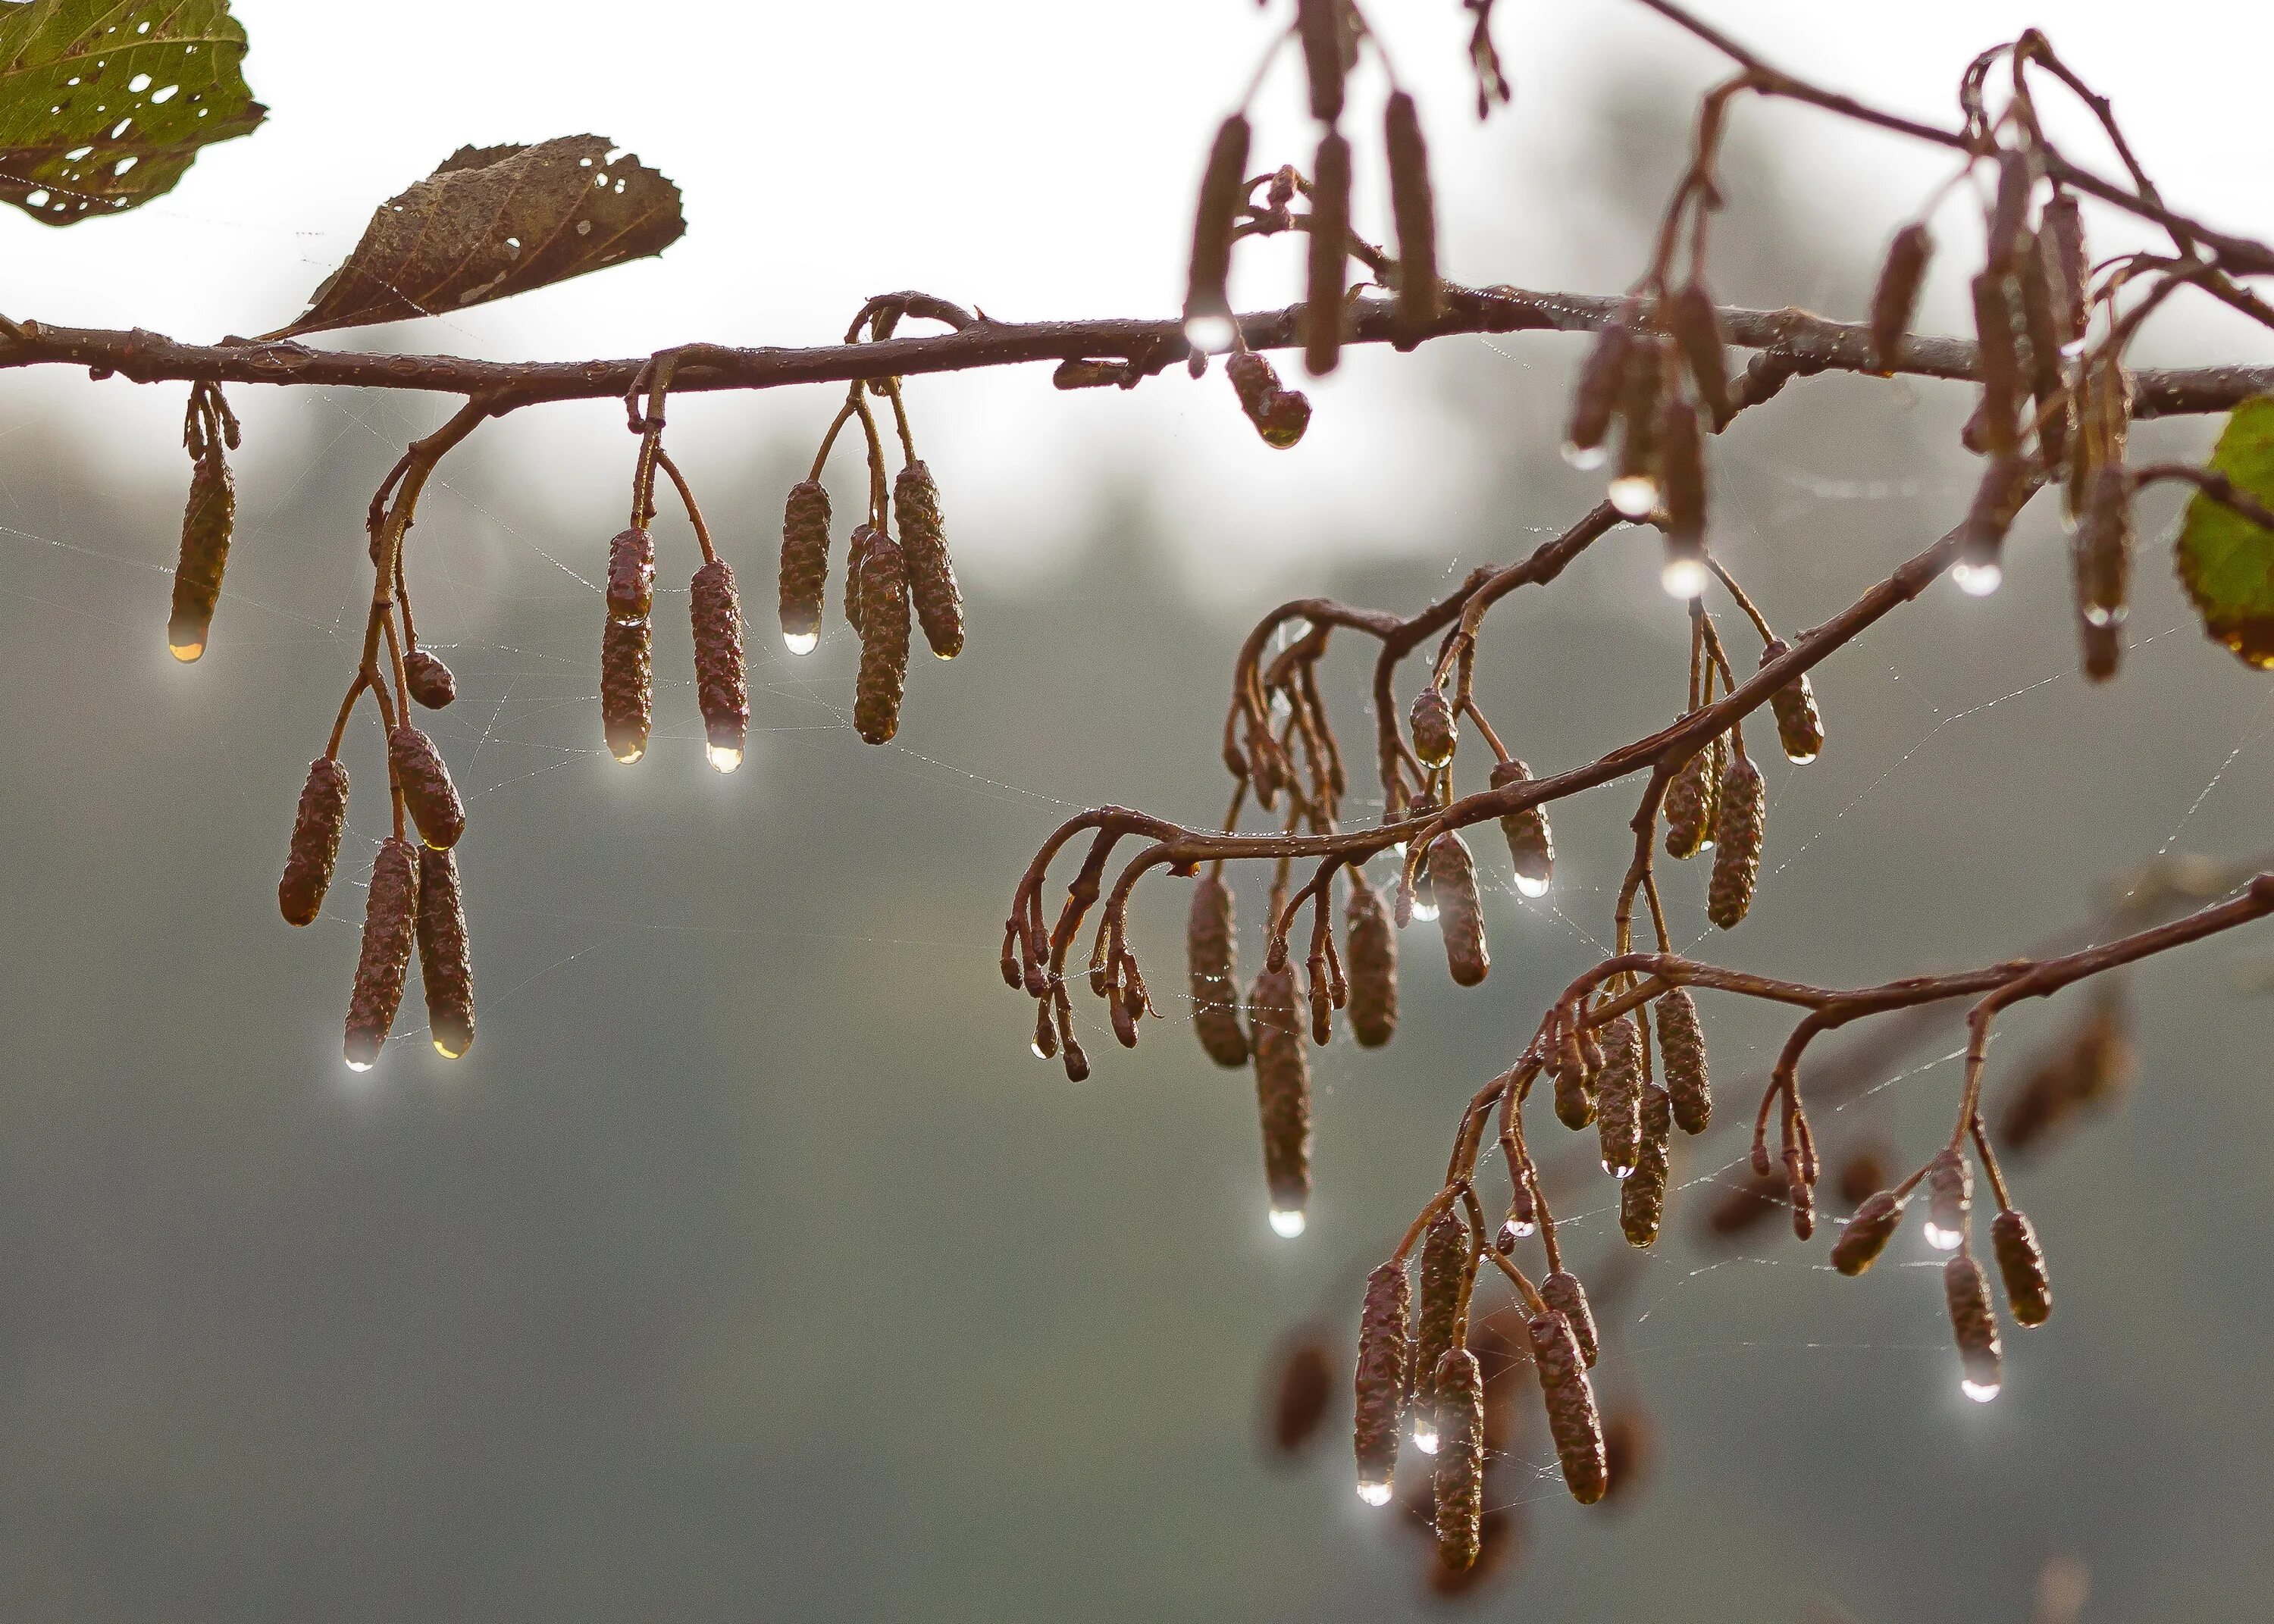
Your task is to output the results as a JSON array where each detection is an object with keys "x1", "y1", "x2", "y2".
[{"x1": 0, "y1": 3, "x2": 2271, "y2": 1620}]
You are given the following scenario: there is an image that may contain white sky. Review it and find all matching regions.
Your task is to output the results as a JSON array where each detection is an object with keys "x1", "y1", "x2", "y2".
[{"x1": 5, "y1": 0, "x2": 2270, "y2": 580}]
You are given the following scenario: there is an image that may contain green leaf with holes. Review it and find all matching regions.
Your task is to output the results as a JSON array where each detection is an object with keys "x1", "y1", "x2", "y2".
[
  {"x1": 2176, "y1": 395, "x2": 2274, "y2": 671},
  {"x1": 0, "y1": 0, "x2": 263, "y2": 225},
  {"x1": 271, "y1": 136, "x2": 686, "y2": 338}
]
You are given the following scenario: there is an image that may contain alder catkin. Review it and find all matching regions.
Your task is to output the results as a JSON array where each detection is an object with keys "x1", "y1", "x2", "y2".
[
  {"x1": 1926, "y1": 1150, "x2": 1972, "y2": 1248},
  {"x1": 600, "y1": 616, "x2": 653, "y2": 765},
  {"x1": 854, "y1": 531, "x2": 911, "y2": 745},
  {"x1": 1991, "y1": 1208, "x2": 2053, "y2": 1327},
  {"x1": 1184, "y1": 114, "x2": 1252, "y2": 336},
  {"x1": 1270, "y1": 1337, "x2": 1334, "y2": 1455},
  {"x1": 1528, "y1": 1310, "x2": 1608, "y2": 1504},
  {"x1": 689, "y1": 559, "x2": 750, "y2": 770},
  {"x1": 278, "y1": 758, "x2": 350, "y2": 926},
  {"x1": 1249, "y1": 962, "x2": 1313, "y2": 1230},
  {"x1": 1383, "y1": 92, "x2": 1440, "y2": 343},
  {"x1": 343, "y1": 837, "x2": 419, "y2": 1070},
  {"x1": 1659, "y1": 395, "x2": 1706, "y2": 544},
  {"x1": 2038, "y1": 191, "x2": 2090, "y2": 346},
  {"x1": 1706, "y1": 748, "x2": 1765, "y2": 930},
  {"x1": 894, "y1": 461, "x2": 965, "y2": 659},
  {"x1": 1971, "y1": 271, "x2": 2024, "y2": 456},
  {"x1": 1188, "y1": 875, "x2": 1251, "y2": 1069},
  {"x1": 1296, "y1": 0, "x2": 1345, "y2": 123},
  {"x1": 778, "y1": 479, "x2": 832, "y2": 649},
  {"x1": 388, "y1": 726, "x2": 465, "y2": 852},
  {"x1": 2075, "y1": 462, "x2": 2133, "y2": 681},
  {"x1": 1355, "y1": 1260, "x2": 1413, "y2": 1500},
  {"x1": 1539, "y1": 1270, "x2": 1599, "y2": 1369},
  {"x1": 1343, "y1": 875, "x2": 1399, "y2": 1049},
  {"x1": 1594, "y1": 1013, "x2": 1643, "y2": 1178},
  {"x1": 2019, "y1": 230, "x2": 2072, "y2": 476},
  {"x1": 1566, "y1": 317, "x2": 1632, "y2": 463},
  {"x1": 1413, "y1": 1212, "x2": 1471, "y2": 1423},
  {"x1": 1830, "y1": 1189, "x2": 1905, "y2": 1276},
  {"x1": 415, "y1": 845, "x2": 475, "y2": 1059},
  {"x1": 1488, "y1": 759, "x2": 1553, "y2": 896},
  {"x1": 1784, "y1": 1146, "x2": 1816, "y2": 1242},
  {"x1": 1621, "y1": 1084, "x2": 1672, "y2": 1248},
  {"x1": 1668, "y1": 280, "x2": 1732, "y2": 425},
  {"x1": 1757, "y1": 638, "x2": 1825, "y2": 764},
  {"x1": 1430, "y1": 831, "x2": 1489, "y2": 987},
  {"x1": 843, "y1": 522, "x2": 876, "y2": 635},
  {"x1": 1305, "y1": 130, "x2": 1352, "y2": 377},
  {"x1": 1654, "y1": 986, "x2": 1711, "y2": 1135},
  {"x1": 1869, "y1": 222, "x2": 1934, "y2": 371},
  {"x1": 1944, "y1": 1253, "x2": 2003, "y2": 1398},
  {"x1": 403, "y1": 649, "x2": 457, "y2": 709},
  {"x1": 1552, "y1": 1036, "x2": 1596, "y2": 1131},
  {"x1": 1408, "y1": 685, "x2": 1458, "y2": 769},
  {"x1": 168, "y1": 429, "x2": 235, "y2": 662},
  {"x1": 1663, "y1": 737, "x2": 1721, "y2": 859},
  {"x1": 1432, "y1": 1347, "x2": 1486, "y2": 1572},
  {"x1": 605, "y1": 527, "x2": 656, "y2": 627}
]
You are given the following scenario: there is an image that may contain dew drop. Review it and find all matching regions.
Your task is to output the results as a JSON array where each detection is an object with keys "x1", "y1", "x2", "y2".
[
  {"x1": 1952, "y1": 560, "x2": 2003, "y2": 597},
  {"x1": 706, "y1": 743, "x2": 744, "y2": 774},
  {"x1": 1922, "y1": 1222, "x2": 1963, "y2": 1251},
  {"x1": 1183, "y1": 313, "x2": 1236, "y2": 352},
  {"x1": 1962, "y1": 1377, "x2": 2001, "y2": 1403},
  {"x1": 1030, "y1": 1039, "x2": 1049, "y2": 1060},
  {"x1": 783, "y1": 630, "x2": 819, "y2": 655},
  {"x1": 1270, "y1": 1206, "x2": 1308, "y2": 1239},
  {"x1": 610, "y1": 743, "x2": 645, "y2": 765},
  {"x1": 1412, "y1": 1421, "x2": 1440, "y2": 1455},
  {"x1": 1357, "y1": 1479, "x2": 1393, "y2": 1507},
  {"x1": 1513, "y1": 872, "x2": 1550, "y2": 899},
  {"x1": 1783, "y1": 744, "x2": 1820, "y2": 765},
  {"x1": 1561, "y1": 440, "x2": 1608, "y2": 471},
  {"x1": 344, "y1": 1058, "x2": 374, "y2": 1073},
  {"x1": 1661, "y1": 556, "x2": 1709, "y2": 599},
  {"x1": 1604, "y1": 1159, "x2": 1636, "y2": 1180},
  {"x1": 1410, "y1": 897, "x2": 1440, "y2": 924},
  {"x1": 432, "y1": 1036, "x2": 467, "y2": 1059},
  {"x1": 168, "y1": 637, "x2": 205, "y2": 662},
  {"x1": 2081, "y1": 602, "x2": 2123, "y2": 627},
  {"x1": 1608, "y1": 474, "x2": 1659, "y2": 518}
]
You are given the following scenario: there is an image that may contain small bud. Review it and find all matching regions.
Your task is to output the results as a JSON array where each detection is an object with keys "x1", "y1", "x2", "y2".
[
  {"x1": 1593, "y1": 1014, "x2": 1643, "y2": 1178},
  {"x1": 1307, "y1": 952, "x2": 1333, "y2": 1046},
  {"x1": 1354, "y1": 1260, "x2": 1413, "y2": 1502},
  {"x1": 1944, "y1": 1253, "x2": 2003, "y2": 1401},
  {"x1": 600, "y1": 617, "x2": 653, "y2": 765},
  {"x1": 1539, "y1": 1269, "x2": 1599, "y2": 1369},
  {"x1": 1249, "y1": 962, "x2": 1313, "y2": 1232},
  {"x1": 343, "y1": 837, "x2": 420, "y2": 1070},
  {"x1": 1924, "y1": 1150, "x2": 1972, "y2": 1250},
  {"x1": 1785, "y1": 1146, "x2": 1816, "y2": 1241},
  {"x1": 1383, "y1": 92, "x2": 1440, "y2": 344},
  {"x1": 605, "y1": 527, "x2": 656, "y2": 627},
  {"x1": 1304, "y1": 130, "x2": 1352, "y2": 377},
  {"x1": 778, "y1": 480, "x2": 832, "y2": 652},
  {"x1": 1991, "y1": 1208, "x2": 2052, "y2": 1327},
  {"x1": 388, "y1": 726, "x2": 465, "y2": 852},
  {"x1": 1226, "y1": 350, "x2": 1311, "y2": 449},
  {"x1": 1432, "y1": 1347, "x2": 1486, "y2": 1571},
  {"x1": 1870, "y1": 222, "x2": 1934, "y2": 371},
  {"x1": 1342, "y1": 875, "x2": 1399, "y2": 1049},
  {"x1": 1621, "y1": 1084, "x2": 1672, "y2": 1247},
  {"x1": 1830, "y1": 1189, "x2": 1905, "y2": 1275},
  {"x1": 1413, "y1": 1212, "x2": 1472, "y2": 1426},
  {"x1": 1408, "y1": 685, "x2": 1458, "y2": 769},
  {"x1": 278, "y1": 759, "x2": 352, "y2": 926},
  {"x1": 1654, "y1": 986, "x2": 1711, "y2": 1134},
  {"x1": 1552, "y1": 1042, "x2": 1596, "y2": 1131},
  {"x1": 402, "y1": 649, "x2": 458, "y2": 709},
  {"x1": 1757, "y1": 638, "x2": 1825, "y2": 764},
  {"x1": 1187, "y1": 875, "x2": 1250, "y2": 1068},
  {"x1": 690, "y1": 559, "x2": 749, "y2": 771},
  {"x1": 1183, "y1": 114, "x2": 1252, "y2": 343},
  {"x1": 415, "y1": 845, "x2": 475, "y2": 1059},
  {"x1": 854, "y1": 531, "x2": 911, "y2": 745},
  {"x1": 1430, "y1": 831, "x2": 1489, "y2": 987},
  {"x1": 1706, "y1": 748, "x2": 1765, "y2": 929},
  {"x1": 1488, "y1": 759, "x2": 1553, "y2": 897},
  {"x1": 1527, "y1": 1310, "x2": 1608, "y2": 1504}
]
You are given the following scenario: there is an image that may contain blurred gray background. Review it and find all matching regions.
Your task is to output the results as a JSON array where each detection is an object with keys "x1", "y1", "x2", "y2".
[{"x1": 2, "y1": 5, "x2": 2272, "y2": 1621}]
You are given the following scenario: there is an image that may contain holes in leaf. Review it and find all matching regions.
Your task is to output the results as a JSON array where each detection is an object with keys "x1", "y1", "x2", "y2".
[
  {"x1": 150, "y1": 84, "x2": 178, "y2": 103},
  {"x1": 25, "y1": 189, "x2": 48, "y2": 207},
  {"x1": 114, "y1": 156, "x2": 136, "y2": 175},
  {"x1": 128, "y1": 74, "x2": 151, "y2": 92}
]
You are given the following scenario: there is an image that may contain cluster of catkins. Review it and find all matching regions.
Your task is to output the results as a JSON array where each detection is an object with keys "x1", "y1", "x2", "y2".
[
  {"x1": 597, "y1": 514, "x2": 751, "y2": 773},
  {"x1": 776, "y1": 453, "x2": 963, "y2": 745}
]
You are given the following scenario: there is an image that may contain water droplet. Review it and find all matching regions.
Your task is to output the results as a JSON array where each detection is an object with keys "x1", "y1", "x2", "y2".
[
  {"x1": 1357, "y1": 1479, "x2": 1393, "y2": 1507},
  {"x1": 1412, "y1": 1421, "x2": 1439, "y2": 1454},
  {"x1": 1962, "y1": 1377, "x2": 2001, "y2": 1403},
  {"x1": 609, "y1": 609, "x2": 650, "y2": 628},
  {"x1": 2081, "y1": 602, "x2": 2123, "y2": 627},
  {"x1": 706, "y1": 743, "x2": 744, "y2": 774},
  {"x1": 1030, "y1": 1039, "x2": 1049, "y2": 1060},
  {"x1": 783, "y1": 631, "x2": 819, "y2": 656},
  {"x1": 1951, "y1": 560, "x2": 2003, "y2": 597},
  {"x1": 1498, "y1": 1219, "x2": 1534, "y2": 1250},
  {"x1": 1661, "y1": 556, "x2": 1709, "y2": 599},
  {"x1": 431, "y1": 1036, "x2": 468, "y2": 1059},
  {"x1": 1922, "y1": 1222, "x2": 1963, "y2": 1251},
  {"x1": 1410, "y1": 897, "x2": 1440, "y2": 924},
  {"x1": 168, "y1": 637, "x2": 205, "y2": 662},
  {"x1": 1183, "y1": 314, "x2": 1236, "y2": 352},
  {"x1": 1268, "y1": 692, "x2": 1292, "y2": 729},
  {"x1": 1608, "y1": 474, "x2": 1659, "y2": 518},
  {"x1": 610, "y1": 743, "x2": 645, "y2": 765},
  {"x1": 1604, "y1": 1159, "x2": 1635, "y2": 1180},
  {"x1": 344, "y1": 1058, "x2": 374, "y2": 1073},
  {"x1": 1782, "y1": 744, "x2": 1820, "y2": 765},
  {"x1": 1513, "y1": 873, "x2": 1550, "y2": 899},
  {"x1": 1270, "y1": 1206, "x2": 1307, "y2": 1239},
  {"x1": 1561, "y1": 440, "x2": 1608, "y2": 471}
]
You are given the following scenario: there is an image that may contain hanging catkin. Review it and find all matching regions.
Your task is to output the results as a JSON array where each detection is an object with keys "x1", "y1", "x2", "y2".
[
  {"x1": 689, "y1": 559, "x2": 749, "y2": 771},
  {"x1": 1539, "y1": 1269, "x2": 1599, "y2": 1370},
  {"x1": 415, "y1": 846, "x2": 475, "y2": 1059},
  {"x1": 1593, "y1": 1013, "x2": 1643, "y2": 1177},
  {"x1": 1757, "y1": 639, "x2": 1825, "y2": 763},
  {"x1": 1226, "y1": 350, "x2": 1312, "y2": 449},
  {"x1": 1383, "y1": 92, "x2": 1440, "y2": 343},
  {"x1": 1552, "y1": 1029, "x2": 1596, "y2": 1131},
  {"x1": 278, "y1": 758, "x2": 351, "y2": 926},
  {"x1": 388, "y1": 727, "x2": 465, "y2": 852},
  {"x1": 1488, "y1": 759, "x2": 1553, "y2": 896},
  {"x1": 1187, "y1": 875, "x2": 1251, "y2": 1068},
  {"x1": 1566, "y1": 317, "x2": 1632, "y2": 464},
  {"x1": 1706, "y1": 747, "x2": 1765, "y2": 929},
  {"x1": 1184, "y1": 115, "x2": 1251, "y2": 336},
  {"x1": 1343, "y1": 873, "x2": 1399, "y2": 1049},
  {"x1": 168, "y1": 392, "x2": 236, "y2": 662},
  {"x1": 854, "y1": 531, "x2": 911, "y2": 745},
  {"x1": 1354, "y1": 1259, "x2": 1412, "y2": 1503},
  {"x1": 1831, "y1": 1189, "x2": 1904, "y2": 1275},
  {"x1": 1430, "y1": 831, "x2": 1489, "y2": 987},
  {"x1": 1249, "y1": 962, "x2": 1313, "y2": 1230},
  {"x1": 605, "y1": 527, "x2": 656, "y2": 627},
  {"x1": 1944, "y1": 1253, "x2": 2003, "y2": 1398},
  {"x1": 778, "y1": 479, "x2": 831, "y2": 650},
  {"x1": 1654, "y1": 986, "x2": 1711, "y2": 1134},
  {"x1": 1663, "y1": 736, "x2": 1721, "y2": 859},
  {"x1": 1305, "y1": 130, "x2": 1352, "y2": 377},
  {"x1": 1869, "y1": 223, "x2": 1934, "y2": 371},
  {"x1": 1991, "y1": 1209, "x2": 2052, "y2": 1326},
  {"x1": 1621, "y1": 1084, "x2": 1672, "y2": 1248},
  {"x1": 343, "y1": 837, "x2": 419, "y2": 1070},
  {"x1": 1413, "y1": 1211, "x2": 1471, "y2": 1429},
  {"x1": 1528, "y1": 1310, "x2": 1608, "y2": 1504},
  {"x1": 843, "y1": 523, "x2": 877, "y2": 635},
  {"x1": 1925, "y1": 1149, "x2": 1972, "y2": 1248},
  {"x1": 1668, "y1": 280, "x2": 1732, "y2": 425},
  {"x1": 1296, "y1": 0, "x2": 1345, "y2": 122},
  {"x1": 1408, "y1": 685, "x2": 1457, "y2": 769},
  {"x1": 894, "y1": 461, "x2": 965, "y2": 659},
  {"x1": 601, "y1": 616, "x2": 653, "y2": 765},
  {"x1": 403, "y1": 649, "x2": 457, "y2": 709},
  {"x1": 1432, "y1": 1347, "x2": 1486, "y2": 1571}
]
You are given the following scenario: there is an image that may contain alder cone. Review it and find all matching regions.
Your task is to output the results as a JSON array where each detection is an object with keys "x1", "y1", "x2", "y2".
[
  {"x1": 1528, "y1": 1310, "x2": 1608, "y2": 1505},
  {"x1": 1304, "y1": 130, "x2": 1352, "y2": 377},
  {"x1": 690, "y1": 559, "x2": 750, "y2": 761},
  {"x1": 600, "y1": 616, "x2": 653, "y2": 765},
  {"x1": 1354, "y1": 1260, "x2": 1413, "y2": 1497},
  {"x1": 1706, "y1": 749, "x2": 1765, "y2": 929},
  {"x1": 1413, "y1": 1210, "x2": 1471, "y2": 1417},
  {"x1": 1654, "y1": 986, "x2": 1711, "y2": 1134},
  {"x1": 1343, "y1": 875, "x2": 1399, "y2": 1048},
  {"x1": 1991, "y1": 1208, "x2": 2053, "y2": 1327},
  {"x1": 388, "y1": 726, "x2": 465, "y2": 851},
  {"x1": 1432, "y1": 1347, "x2": 1486, "y2": 1572},
  {"x1": 854, "y1": 532, "x2": 911, "y2": 745},
  {"x1": 1758, "y1": 638, "x2": 1825, "y2": 763},
  {"x1": 1248, "y1": 962, "x2": 1312, "y2": 1223},
  {"x1": 778, "y1": 479, "x2": 832, "y2": 645},
  {"x1": 1621, "y1": 1084, "x2": 1672, "y2": 1248},
  {"x1": 1186, "y1": 875, "x2": 1251, "y2": 1068},
  {"x1": 1489, "y1": 759, "x2": 1553, "y2": 893},
  {"x1": 1944, "y1": 1253, "x2": 2003, "y2": 1395},
  {"x1": 605, "y1": 526, "x2": 656, "y2": 626},
  {"x1": 278, "y1": 757, "x2": 351, "y2": 926},
  {"x1": 1662, "y1": 736, "x2": 1721, "y2": 859},
  {"x1": 895, "y1": 461, "x2": 965, "y2": 659},
  {"x1": 1831, "y1": 1190, "x2": 1904, "y2": 1276},
  {"x1": 1593, "y1": 1013, "x2": 1643, "y2": 1176},
  {"x1": 402, "y1": 649, "x2": 457, "y2": 709},
  {"x1": 1408, "y1": 684, "x2": 1457, "y2": 768},
  {"x1": 1383, "y1": 92, "x2": 1440, "y2": 342},
  {"x1": 415, "y1": 845, "x2": 475, "y2": 1059},
  {"x1": 1538, "y1": 1269, "x2": 1598, "y2": 1370},
  {"x1": 168, "y1": 437, "x2": 235, "y2": 662},
  {"x1": 1869, "y1": 222, "x2": 1934, "y2": 371},
  {"x1": 1430, "y1": 831, "x2": 1489, "y2": 987},
  {"x1": 344, "y1": 837, "x2": 420, "y2": 1069}
]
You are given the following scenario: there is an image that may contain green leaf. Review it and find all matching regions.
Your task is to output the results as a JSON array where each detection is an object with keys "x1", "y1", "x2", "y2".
[
  {"x1": 2177, "y1": 394, "x2": 2274, "y2": 671},
  {"x1": 272, "y1": 135, "x2": 686, "y2": 339},
  {"x1": 0, "y1": 0, "x2": 264, "y2": 225}
]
